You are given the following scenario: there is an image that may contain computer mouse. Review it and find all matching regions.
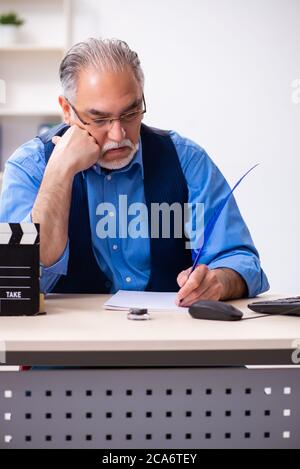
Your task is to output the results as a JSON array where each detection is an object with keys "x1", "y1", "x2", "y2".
[{"x1": 188, "y1": 300, "x2": 243, "y2": 321}]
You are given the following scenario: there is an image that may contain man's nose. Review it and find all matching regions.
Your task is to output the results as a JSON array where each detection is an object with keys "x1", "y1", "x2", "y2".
[{"x1": 107, "y1": 119, "x2": 126, "y2": 142}]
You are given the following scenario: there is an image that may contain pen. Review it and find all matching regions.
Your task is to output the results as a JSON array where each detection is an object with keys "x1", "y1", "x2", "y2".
[{"x1": 178, "y1": 163, "x2": 259, "y2": 304}]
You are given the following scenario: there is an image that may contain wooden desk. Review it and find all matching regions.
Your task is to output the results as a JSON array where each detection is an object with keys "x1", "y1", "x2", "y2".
[{"x1": 0, "y1": 293, "x2": 300, "y2": 366}]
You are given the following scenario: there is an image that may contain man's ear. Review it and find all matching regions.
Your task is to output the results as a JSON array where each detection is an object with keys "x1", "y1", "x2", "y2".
[{"x1": 59, "y1": 95, "x2": 72, "y2": 125}]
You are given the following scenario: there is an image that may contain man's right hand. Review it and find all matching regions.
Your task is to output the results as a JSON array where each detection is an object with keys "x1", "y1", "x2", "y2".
[{"x1": 50, "y1": 125, "x2": 101, "y2": 176}]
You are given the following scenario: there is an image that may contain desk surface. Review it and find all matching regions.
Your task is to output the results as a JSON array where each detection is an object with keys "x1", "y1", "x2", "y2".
[{"x1": 1, "y1": 293, "x2": 300, "y2": 366}]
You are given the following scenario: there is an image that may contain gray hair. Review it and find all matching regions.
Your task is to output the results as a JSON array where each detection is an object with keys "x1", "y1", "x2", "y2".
[{"x1": 59, "y1": 37, "x2": 145, "y2": 100}]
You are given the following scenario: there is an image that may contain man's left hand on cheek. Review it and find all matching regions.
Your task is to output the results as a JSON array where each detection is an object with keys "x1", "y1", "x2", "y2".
[{"x1": 176, "y1": 265, "x2": 226, "y2": 307}]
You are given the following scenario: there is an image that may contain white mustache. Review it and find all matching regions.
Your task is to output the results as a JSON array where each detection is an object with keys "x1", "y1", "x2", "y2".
[{"x1": 102, "y1": 139, "x2": 135, "y2": 155}]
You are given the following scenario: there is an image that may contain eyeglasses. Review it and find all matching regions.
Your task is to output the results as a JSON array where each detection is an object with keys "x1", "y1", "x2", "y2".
[{"x1": 65, "y1": 95, "x2": 147, "y2": 130}]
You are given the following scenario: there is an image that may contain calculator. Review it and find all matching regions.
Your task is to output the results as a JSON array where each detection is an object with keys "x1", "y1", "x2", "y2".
[{"x1": 248, "y1": 296, "x2": 300, "y2": 316}]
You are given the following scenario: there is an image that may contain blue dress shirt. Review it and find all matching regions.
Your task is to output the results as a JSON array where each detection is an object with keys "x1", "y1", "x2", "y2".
[{"x1": 0, "y1": 129, "x2": 269, "y2": 297}]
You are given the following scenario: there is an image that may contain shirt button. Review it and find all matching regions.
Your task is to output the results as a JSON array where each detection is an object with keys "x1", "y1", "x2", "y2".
[
  {"x1": 106, "y1": 175, "x2": 112, "y2": 181},
  {"x1": 112, "y1": 244, "x2": 118, "y2": 251},
  {"x1": 126, "y1": 277, "x2": 132, "y2": 283}
]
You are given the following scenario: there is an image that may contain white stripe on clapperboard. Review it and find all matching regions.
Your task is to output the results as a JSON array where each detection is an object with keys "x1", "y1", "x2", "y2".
[
  {"x1": 0, "y1": 224, "x2": 12, "y2": 244},
  {"x1": 0, "y1": 223, "x2": 38, "y2": 244},
  {"x1": 20, "y1": 223, "x2": 38, "y2": 244}
]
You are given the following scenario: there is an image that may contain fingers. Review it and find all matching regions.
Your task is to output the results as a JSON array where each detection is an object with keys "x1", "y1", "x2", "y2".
[
  {"x1": 88, "y1": 133, "x2": 99, "y2": 146},
  {"x1": 179, "y1": 281, "x2": 222, "y2": 307},
  {"x1": 52, "y1": 125, "x2": 99, "y2": 150},
  {"x1": 177, "y1": 267, "x2": 192, "y2": 288},
  {"x1": 176, "y1": 266, "x2": 223, "y2": 307},
  {"x1": 50, "y1": 124, "x2": 101, "y2": 174},
  {"x1": 176, "y1": 265, "x2": 208, "y2": 304},
  {"x1": 69, "y1": 124, "x2": 99, "y2": 146}
]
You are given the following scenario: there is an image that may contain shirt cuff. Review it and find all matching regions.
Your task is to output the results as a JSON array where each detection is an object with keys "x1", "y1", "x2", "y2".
[
  {"x1": 207, "y1": 254, "x2": 270, "y2": 298},
  {"x1": 41, "y1": 240, "x2": 69, "y2": 276}
]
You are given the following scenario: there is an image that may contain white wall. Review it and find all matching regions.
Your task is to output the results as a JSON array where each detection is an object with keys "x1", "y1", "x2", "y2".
[{"x1": 5, "y1": 0, "x2": 300, "y2": 293}]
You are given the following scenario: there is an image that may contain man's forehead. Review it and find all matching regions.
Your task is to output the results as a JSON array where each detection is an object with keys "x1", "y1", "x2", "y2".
[
  {"x1": 77, "y1": 66, "x2": 140, "y2": 95},
  {"x1": 75, "y1": 66, "x2": 141, "y2": 111}
]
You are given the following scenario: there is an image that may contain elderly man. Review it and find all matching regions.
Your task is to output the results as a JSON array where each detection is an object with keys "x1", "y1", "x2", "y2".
[{"x1": 0, "y1": 38, "x2": 269, "y2": 306}]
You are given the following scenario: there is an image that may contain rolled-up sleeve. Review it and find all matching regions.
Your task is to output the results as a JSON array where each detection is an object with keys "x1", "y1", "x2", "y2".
[
  {"x1": 171, "y1": 131, "x2": 270, "y2": 298},
  {"x1": 207, "y1": 251, "x2": 269, "y2": 298},
  {"x1": 40, "y1": 241, "x2": 69, "y2": 293},
  {"x1": 0, "y1": 138, "x2": 69, "y2": 293}
]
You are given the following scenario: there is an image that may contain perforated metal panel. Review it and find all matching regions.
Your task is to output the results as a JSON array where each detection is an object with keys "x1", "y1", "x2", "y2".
[{"x1": 0, "y1": 367, "x2": 299, "y2": 448}]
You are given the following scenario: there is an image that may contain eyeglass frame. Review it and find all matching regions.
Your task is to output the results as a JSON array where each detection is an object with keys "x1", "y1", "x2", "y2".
[{"x1": 65, "y1": 94, "x2": 147, "y2": 129}]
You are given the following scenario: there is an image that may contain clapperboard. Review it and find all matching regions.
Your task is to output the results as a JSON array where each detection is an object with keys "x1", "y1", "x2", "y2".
[{"x1": 0, "y1": 223, "x2": 40, "y2": 316}]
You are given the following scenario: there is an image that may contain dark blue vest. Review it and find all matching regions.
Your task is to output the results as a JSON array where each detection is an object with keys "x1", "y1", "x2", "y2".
[{"x1": 39, "y1": 123, "x2": 192, "y2": 293}]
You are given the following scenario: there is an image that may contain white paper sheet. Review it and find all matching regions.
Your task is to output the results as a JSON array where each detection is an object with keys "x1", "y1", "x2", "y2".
[{"x1": 104, "y1": 290, "x2": 188, "y2": 312}]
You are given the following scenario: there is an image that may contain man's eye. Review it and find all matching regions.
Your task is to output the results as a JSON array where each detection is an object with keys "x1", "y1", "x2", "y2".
[
  {"x1": 93, "y1": 119, "x2": 107, "y2": 126},
  {"x1": 122, "y1": 111, "x2": 139, "y2": 120}
]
